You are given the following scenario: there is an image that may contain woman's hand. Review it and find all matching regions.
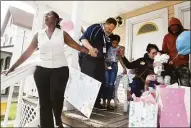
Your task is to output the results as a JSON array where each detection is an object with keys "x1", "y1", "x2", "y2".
[
  {"x1": 2, "y1": 33, "x2": 38, "y2": 76},
  {"x1": 88, "y1": 48, "x2": 98, "y2": 57},
  {"x1": 1, "y1": 67, "x2": 15, "y2": 76},
  {"x1": 118, "y1": 46, "x2": 125, "y2": 57},
  {"x1": 6, "y1": 68, "x2": 15, "y2": 75}
]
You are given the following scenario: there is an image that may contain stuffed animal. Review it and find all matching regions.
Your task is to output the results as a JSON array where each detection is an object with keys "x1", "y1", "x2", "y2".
[
  {"x1": 153, "y1": 53, "x2": 170, "y2": 76},
  {"x1": 145, "y1": 53, "x2": 170, "y2": 91}
]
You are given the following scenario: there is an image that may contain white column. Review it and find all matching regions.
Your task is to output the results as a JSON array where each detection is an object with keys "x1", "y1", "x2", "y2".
[
  {"x1": 71, "y1": 1, "x2": 84, "y2": 70},
  {"x1": 63, "y1": 1, "x2": 84, "y2": 111}
]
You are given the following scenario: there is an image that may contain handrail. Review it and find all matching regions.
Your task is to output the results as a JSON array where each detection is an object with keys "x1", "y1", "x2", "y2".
[
  {"x1": 1, "y1": 60, "x2": 38, "y2": 127},
  {"x1": 1, "y1": 50, "x2": 40, "y2": 91},
  {"x1": 1, "y1": 62, "x2": 37, "y2": 91}
]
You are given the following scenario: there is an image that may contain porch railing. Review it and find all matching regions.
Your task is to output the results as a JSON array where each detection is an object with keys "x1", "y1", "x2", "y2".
[
  {"x1": 1, "y1": 59, "x2": 40, "y2": 127},
  {"x1": 1, "y1": 46, "x2": 73, "y2": 127}
]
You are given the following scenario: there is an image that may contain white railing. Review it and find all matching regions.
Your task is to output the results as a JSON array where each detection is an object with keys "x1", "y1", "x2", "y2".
[
  {"x1": 1, "y1": 47, "x2": 73, "y2": 127},
  {"x1": 1, "y1": 60, "x2": 39, "y2": 127}
]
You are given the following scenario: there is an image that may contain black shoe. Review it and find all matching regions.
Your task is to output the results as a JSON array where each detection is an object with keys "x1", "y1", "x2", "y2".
[
  {"x1": 107, "y1": 105, "x2": 115, "y2": 111},
  {"x1": 58, "y1": 123, "x2": 64, "y2": 128},
  {"x1": 94, "y1": 104, "x2": 107, "y2": 110}
]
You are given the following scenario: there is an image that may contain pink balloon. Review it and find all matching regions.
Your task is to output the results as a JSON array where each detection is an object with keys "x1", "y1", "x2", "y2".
[{"x1": 61, "y1": 20, "x2": 74, "y2": 32}]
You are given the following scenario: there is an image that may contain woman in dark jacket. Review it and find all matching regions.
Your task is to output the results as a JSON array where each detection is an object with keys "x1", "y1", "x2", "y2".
[{"x1": 120, "y1": 44, "x2": 159, "y2": 97}]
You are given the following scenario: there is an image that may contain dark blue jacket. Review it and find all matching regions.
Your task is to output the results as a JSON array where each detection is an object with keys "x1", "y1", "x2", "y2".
[{"x1": 79, "y1": 23, "x2": 112, "y2": 58}]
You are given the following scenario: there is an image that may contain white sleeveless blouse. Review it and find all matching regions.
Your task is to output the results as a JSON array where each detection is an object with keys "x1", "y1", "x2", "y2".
[{"x1": 37, "y1": 28, "x2": 68, "y2": 68}]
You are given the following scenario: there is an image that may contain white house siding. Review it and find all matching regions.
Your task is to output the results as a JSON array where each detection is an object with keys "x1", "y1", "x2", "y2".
[
  {"x1": 1, "y1": 14, "x2": 32, "y2": 66},
  {"x1": 1, "y1": 16, "x2": 15, "y2": 47},
  {"x1": 10, "y1": 25, "x2": 32, "y2": 66}
]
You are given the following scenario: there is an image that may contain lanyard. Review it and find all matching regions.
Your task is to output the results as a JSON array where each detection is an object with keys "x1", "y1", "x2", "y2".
[
  {"x1": 100, "y1": 23, "x2": 107, "y2": 48},
  {"x1": 103, "y1": 35, "x2": 107, "y2": 48}
]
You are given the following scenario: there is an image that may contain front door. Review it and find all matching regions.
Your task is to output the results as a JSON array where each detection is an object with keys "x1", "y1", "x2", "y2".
[
  {"x1": 125, "y1": 8, "x2": 168, "y2": 61},
  {"x1": 132, "y1": 18, "x2": 165, "y2": 60},
  {"x1": 175, "y1": 1, "x2": 190, "y2": 29}
]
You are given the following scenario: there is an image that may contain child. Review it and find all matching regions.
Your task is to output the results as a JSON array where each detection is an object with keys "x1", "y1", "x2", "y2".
[{"x1": 103, "y1": 34, "x2": 127, "y2": 110}]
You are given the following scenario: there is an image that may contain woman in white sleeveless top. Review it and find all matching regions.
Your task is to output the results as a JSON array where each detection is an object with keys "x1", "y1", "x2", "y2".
[{"x1": 5, "y1": 11, "x2": 89, "y2": 128}]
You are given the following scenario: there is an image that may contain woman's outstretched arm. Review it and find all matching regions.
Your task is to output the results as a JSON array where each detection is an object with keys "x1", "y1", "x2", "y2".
[
  {"x1": 64, "y1": 31, "x2": 89, "y2": 54},
  {"x1": 5, "y1": 33, "x2": 38, "y2": 75}
]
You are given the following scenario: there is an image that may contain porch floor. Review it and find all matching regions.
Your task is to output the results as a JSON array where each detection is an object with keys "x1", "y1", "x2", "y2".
[{"x1": 61, "y1": 103, "x2": 129, "y2": 127}]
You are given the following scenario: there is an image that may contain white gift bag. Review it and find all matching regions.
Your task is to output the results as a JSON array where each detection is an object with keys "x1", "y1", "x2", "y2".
[{"x1": 129, "y1": 101, "x2": 158, "y2": 127}]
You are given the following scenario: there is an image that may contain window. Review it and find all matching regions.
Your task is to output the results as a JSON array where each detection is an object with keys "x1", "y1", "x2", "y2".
[
  {"x1": 9, "y1": 37, "x2": 12, "y2": 45},
  {"x1": 4, "y1": 57, "x2": 11, "y2": 70},
  {"x1": 0, "y1": 59, "x2": 4, "y2": 72},
  {"x1": 10, "y1": 18, "x2": 13, "y2": 26},
  {"x1": 3, "y1": 34, "x2": 9, "y2": 46},
  {"x1": 137, "y1": 22, "x2": 158, "y2": 35}
]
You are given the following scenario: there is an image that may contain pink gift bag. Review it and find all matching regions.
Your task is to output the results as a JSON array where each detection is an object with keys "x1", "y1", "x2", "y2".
[{"x1": 159, "y1": 88, "x2": 189, "y2": 127}]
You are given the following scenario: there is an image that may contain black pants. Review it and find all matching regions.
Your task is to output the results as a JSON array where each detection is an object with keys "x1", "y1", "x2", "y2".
[
  {"x1": 79, "y1": 56, "x2": 105, "y2": 107},
  {"x1": 34, "y1": 66, "x2": 69, "y2": 128},
  {"x1": 170, "y1": 64, "x2": 191, "y2": 87}
]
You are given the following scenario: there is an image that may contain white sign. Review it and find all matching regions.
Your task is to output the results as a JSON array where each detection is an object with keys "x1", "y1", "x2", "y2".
[{"x1": 64, "y1": 67, "x2": 101, "y2": 118}]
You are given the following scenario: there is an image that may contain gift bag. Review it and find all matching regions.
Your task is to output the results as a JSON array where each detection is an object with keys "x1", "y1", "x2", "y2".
[
  {"x1": 129, "y1": 94, "x2": 158, "y2": 127},
  {"x1": 180, "y1": 86, "x2": 190, "y2": 126},
  {"x1": 114, "y1": 74, "x2": 129, "y2": 107},
  {"x1": 158, "y1": 88, "x2": 189, "y2": 127}
]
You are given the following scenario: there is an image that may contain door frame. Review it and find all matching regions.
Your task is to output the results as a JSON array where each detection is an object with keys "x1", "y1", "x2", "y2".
[
  {"x1": 174, "y1": 1, "x2": 191, "y2": 70},
  {"x1": 174, "y1": 1, "x2": 190, "y2": 23},
  {"x1": 125, "y1": 8, "x2": 168, "y2": 60}
]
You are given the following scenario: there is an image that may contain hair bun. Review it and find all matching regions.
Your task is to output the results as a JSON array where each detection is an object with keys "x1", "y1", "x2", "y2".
[{"x1": 59, "y1": 18, "x2": 63, "y2": 23}]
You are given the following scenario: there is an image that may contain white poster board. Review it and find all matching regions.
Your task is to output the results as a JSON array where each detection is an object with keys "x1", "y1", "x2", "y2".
[{"x1": 64, "y1": 67, "x2": 101, "y2": 118}]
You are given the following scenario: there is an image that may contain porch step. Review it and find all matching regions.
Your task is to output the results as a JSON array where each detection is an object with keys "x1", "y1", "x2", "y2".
[{"x1": 61, "y1": 104, "x2": 129, "y2": 127}]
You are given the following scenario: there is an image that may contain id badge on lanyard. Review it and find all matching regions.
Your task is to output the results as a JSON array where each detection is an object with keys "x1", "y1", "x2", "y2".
[
  {"x1": 100, "y1": 23, "x2": 107, "y2": 54},
  {"x1": 103, "y1": 35, "x2": 107, "y2": 53}
]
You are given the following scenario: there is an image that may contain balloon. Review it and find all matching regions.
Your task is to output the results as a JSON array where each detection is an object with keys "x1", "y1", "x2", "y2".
[
  {"x1": 176, "y1": 31, "x2": 191, "y2": 55},
  {"x1": 60, "y1": 20, "x2": 74, "y2": 32}
]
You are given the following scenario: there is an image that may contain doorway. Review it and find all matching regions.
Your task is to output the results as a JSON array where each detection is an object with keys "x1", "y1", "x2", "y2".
[{"x1": 125, "y1": 8, "x2": 168, "y2": 60}]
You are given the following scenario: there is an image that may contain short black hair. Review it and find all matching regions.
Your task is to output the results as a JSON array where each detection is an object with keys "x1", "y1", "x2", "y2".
[
  {"x1": 111, "y1": 34, "x2": 120, "y2": 42},
  {"x1": 105, "y1": 18, "x2": 117, "y2": 26},
  {"x1": 146, "y1": 43, "x2": 159, "y2": 53}
]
